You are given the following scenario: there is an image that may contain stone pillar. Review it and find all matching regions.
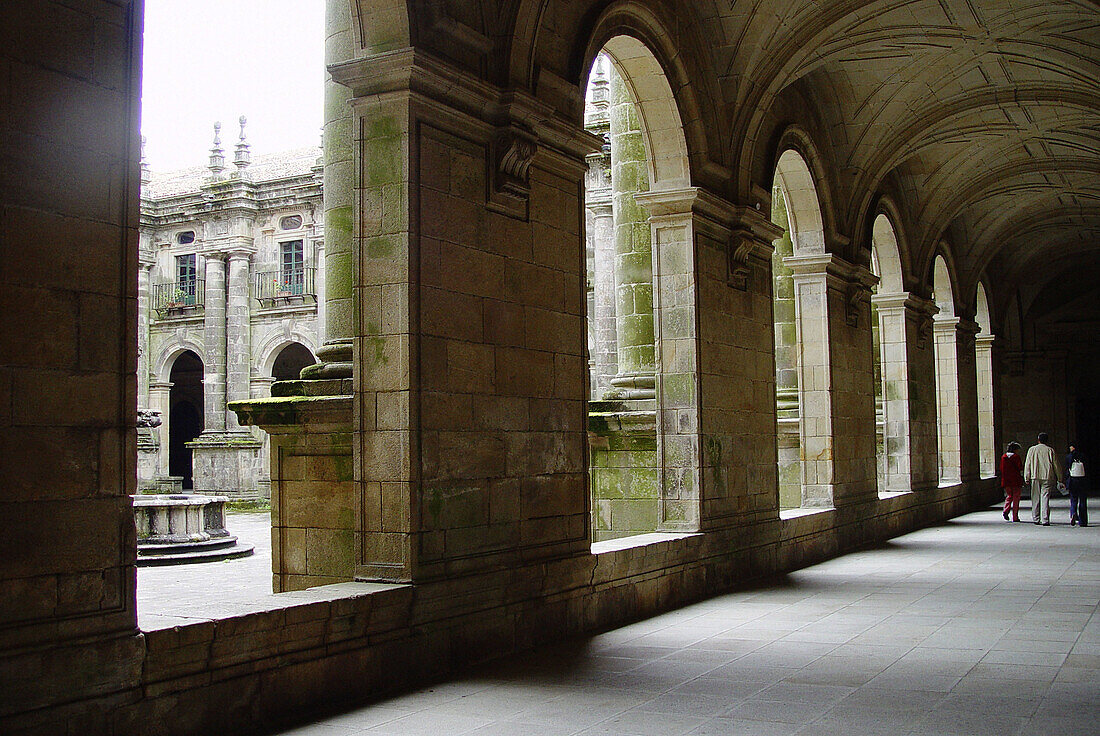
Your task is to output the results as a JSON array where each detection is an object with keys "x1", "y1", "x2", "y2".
[
  {"x1": 955, "y1": 318, "x2": 981, "y2": 482},
  {"x1": 785, "y1": 255, "x2": 835, "y2": 507},
  {"x1": 137, "y1": 256, "x2": 154, "y2": 408},
  {"x1": 201, "y1": 253, "x2": 227, "y2": 433},
  {"x1": 871, "y1": 292, "x2": 940, "y2": 492},
  {"x1": 587, "y1": 166, "x2": 617, "y2": 399},
  {"x1": 190, "y1": 249, "x2": 263, "y2": 499},
  {"x1": 933, "y1": 316, "x2": 978, "y2": 484},
  {"x1": 785, "y1": 255, "x2": 879, "y2": 507},
  {"x1": 225, "y1": 250, "x2": 252, "y2": 430},
  {"x1": 608, "y1": 67, "x2": 655, "y2": 400},
  {"x1": 975, "y1": 332, "x2": 996, "y2": 477},
  {"x1": 694, "y1": 202, "x2": 784, "y2": 529},
  {"x1": 301, "y1": 0, "x2": 355, "y2": 380},
  {"x1": 149, "y1": 382, "x2": 172, "y2": 478}
]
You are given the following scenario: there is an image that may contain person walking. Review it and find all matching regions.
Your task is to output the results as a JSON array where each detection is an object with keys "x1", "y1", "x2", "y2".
[
  {"x1": 1066, "y1": 444, "x2": 1089, "y2": 527},
  {"x1": 1024, "y1": 432, "x2": 1063, "y2": 526},
  {"x1": 1000, "y1": 441, "x2": 1024, "y2": 522}
]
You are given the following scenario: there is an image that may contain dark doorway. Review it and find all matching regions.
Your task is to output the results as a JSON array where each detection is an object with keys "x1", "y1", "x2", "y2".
[
  {"x1": 271, "y1": 342, "x2": 316, "y2": 383},
  {"x1": 1076, "y1": 399, "x2": 1100, "y2": 465},
  {"x1": 168, "y1": 350, "x2": 204, "y2": 490}
]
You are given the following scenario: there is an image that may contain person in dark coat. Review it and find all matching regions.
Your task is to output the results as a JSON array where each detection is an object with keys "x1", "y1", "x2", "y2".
[
  {"x1": 1066, "y1": 444, "x2": 1089, "y2": 527},
  {"x1": 1000, "y1": 442, "x2": 1024, "y2": 522}
]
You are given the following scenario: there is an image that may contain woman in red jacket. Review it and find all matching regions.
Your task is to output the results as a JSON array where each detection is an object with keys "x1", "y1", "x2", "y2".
[{"x1": 1001, "y1": 441, "x2": 1024, "y2": 522}]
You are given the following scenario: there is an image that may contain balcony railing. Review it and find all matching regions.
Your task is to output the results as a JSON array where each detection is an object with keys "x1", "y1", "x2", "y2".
[
  {"x1": 152, "y1": 279, "x2": 205, "y2": 315},
  {"x1": 252, "y1": 267, "x2": 316, "y2": 307}
]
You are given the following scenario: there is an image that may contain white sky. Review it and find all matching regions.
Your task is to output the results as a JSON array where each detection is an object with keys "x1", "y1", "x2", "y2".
[{"x1": 140, "y1": 0, "x2": 325, "y2": 172}]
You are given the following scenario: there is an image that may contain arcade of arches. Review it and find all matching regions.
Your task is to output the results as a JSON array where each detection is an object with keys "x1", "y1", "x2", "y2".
[{"x1": 2, "y1": 1, "x2": 1098, "y2": 733}]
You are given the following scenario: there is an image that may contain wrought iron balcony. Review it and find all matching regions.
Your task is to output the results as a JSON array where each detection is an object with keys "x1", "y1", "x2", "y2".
[
  {"x1": 252, "y1": 267, "x2": 316, "y2": 307},
  {"x1": 152, "y1": 279, "x2": 204, "y2": 316}
]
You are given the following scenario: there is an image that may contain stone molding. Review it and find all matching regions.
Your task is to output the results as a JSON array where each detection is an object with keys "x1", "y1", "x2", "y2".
[{"x1": 331, "y1": 47, "x2": 601, "y2": 166}]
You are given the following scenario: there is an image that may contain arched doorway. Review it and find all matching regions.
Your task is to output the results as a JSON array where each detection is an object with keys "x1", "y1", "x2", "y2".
[
  {"x1": 168, "y1": 350, "x2": 204, "y2": 490},
  {"x1": 271, "y1": 342, "x2": 316, "y2": 383}
]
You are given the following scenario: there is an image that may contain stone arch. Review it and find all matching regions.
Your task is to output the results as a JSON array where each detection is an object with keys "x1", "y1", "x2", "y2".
[
  {"x1": 595, "y1": 35, "x2": 689, "y2": 190},
  {"x1": 256, "y1": 333, "x2": 320, "y2": 378},
  {"x1": 974, "y1": 280, "x2": 996, "y2": 477},
  {"x1": 773, "y1": 144, "x2": 828, "y2": 256},
  {"x1": 581, "y1": 23, "x2": 701, "y2": 540},
  {"x1": 153, "y1": 339, "x2": 205, "y2": 384},
  {"x1": 932, "y1": 251, "x2": 957, "y2": 318},
  {"x1": 578, "y1": 1, "x2": 713, "y2": 188},
  {"x1": 770, "y1": 140, "x2": 837, "y2": 509},
  {"x1": 871, "y1": 211, "x2": 905, "y2": 295},
  {"x1": 975, "y1": 281, "x2": 992, "y2": 336},
  {"x1": 932, "y1": 252, "x2": 963, "y2": 484}
]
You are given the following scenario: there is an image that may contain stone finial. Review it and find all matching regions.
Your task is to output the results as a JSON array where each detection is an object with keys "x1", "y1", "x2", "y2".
[
  {"x1": 233, "y1": 115, "x2": 251, "y2": 170},
  {"x1": 208, "y1": 121, "x2": 225, "y2": 175},
  {"x1": 140, "y1": 134, "x2": 151, "y2": 186}
]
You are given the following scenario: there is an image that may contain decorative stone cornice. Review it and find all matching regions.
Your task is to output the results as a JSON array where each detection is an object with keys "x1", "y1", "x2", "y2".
[{"x1": 332, "y1": 47, "x2": 601, "y2": 165}]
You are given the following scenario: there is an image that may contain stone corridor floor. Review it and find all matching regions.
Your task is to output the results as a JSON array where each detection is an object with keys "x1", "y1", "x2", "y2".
[{"x1": 137, "y1": 502, "x2": 1100, "y2": 735}]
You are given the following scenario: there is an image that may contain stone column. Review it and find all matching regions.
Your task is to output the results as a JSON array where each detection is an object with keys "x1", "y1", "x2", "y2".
[
  {"x1": 301, "y1": 0, "x2": 355, "y2": 380},
  {"x1": 201, "y1": 253, "x2": 227, "y2": 433},
  {"x1": 137, "y1": 256, "x2": 154, "y2": 409},
  {"x1": 586, "y1": 161, "x2": 617, "y2": 398},
  {"x1": 975, "y1": 332, "x2": 996, "y2": 477},
  {"x1": 225, "y1": 250, "x2": 252, "y2": 430},
  {"x1": 608, "y1": 67, "x2": 655, "y2": 400}
]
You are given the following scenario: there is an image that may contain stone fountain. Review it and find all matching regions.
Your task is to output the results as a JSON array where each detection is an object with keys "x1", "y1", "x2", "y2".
[{"x1": 133, "y1": 411, "x2": 255, "y2": 566}]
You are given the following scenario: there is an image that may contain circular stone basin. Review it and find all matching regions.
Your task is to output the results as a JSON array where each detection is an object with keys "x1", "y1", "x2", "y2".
[{"x1": 132, "y1": 494, "x2": 254, "y2": 565}]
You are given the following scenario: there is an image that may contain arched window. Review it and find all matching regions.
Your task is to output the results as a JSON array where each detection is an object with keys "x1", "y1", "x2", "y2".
[
  {"x1": 583, "y1": 37, "x2": 695, "y2": 542},
  {"x1": 870, "y1": 214, "x2": 911, "y2": 493},
  {"x1": 933, "y1": 255, "x2": 962, "y2": 484},
  {"x1": 271, "y1": 342, "x2": 316, "y2": 384},
  {"x1": 771, "y1": 149, "x2": 831, "y2": 510},
  {"x1": 975, "y1": 283, "x2": 996, "y2": 477}
]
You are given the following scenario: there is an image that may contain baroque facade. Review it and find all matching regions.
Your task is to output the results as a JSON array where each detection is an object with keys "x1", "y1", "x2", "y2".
[
  {"x1": 2, "y1": 2, "x2": 1099, "y2": 735},
  {"x1": 137, "y1": 122, "x2": 325, "y2": 499}
]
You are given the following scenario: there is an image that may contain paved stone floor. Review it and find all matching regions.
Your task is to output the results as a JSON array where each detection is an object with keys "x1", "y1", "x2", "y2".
[
  {"x1": 272, "y1": 499, "x2": 1099, "y2": 736},
  {"x1": 136, "y1": 510, "x2": 272, "y2": 629},
  {"x1": 135, "y1": 502, "x2": 1100, "y2": 735}
]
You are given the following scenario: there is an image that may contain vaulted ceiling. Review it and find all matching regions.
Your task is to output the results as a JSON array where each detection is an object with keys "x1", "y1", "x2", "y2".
[{"x1": 707, "y1": 0, "x2": 1100, "y2": 310}]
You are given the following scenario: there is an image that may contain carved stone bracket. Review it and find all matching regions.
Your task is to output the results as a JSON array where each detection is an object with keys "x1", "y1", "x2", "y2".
[
  {"x1": 917, "y1": 313, "x2": 934, "y2": 350},
  {"x1": 488, "y1": 124, "x2": 537, "y2": 220},
  {"x1": 845, "y1": 282, "x2": 869, "y2": 327},
  {"x1": 727, "y1": 229, "x2": 755, "y2": 290}
]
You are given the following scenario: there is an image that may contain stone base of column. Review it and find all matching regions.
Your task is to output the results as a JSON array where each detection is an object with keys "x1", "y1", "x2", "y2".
[
  {"x1": 301, "y1": 339, "x2": 353, "y2": 380},
  {"x1": 588, "y1": 402, "x2": 658, "y2": 541},
  {"x1": 187, "y1": 431, "x2": 265, "y2": 501},
  {"x1": 606, "y1": 373, "x2": 655, "y2": 400},
  {"x1": 230, "y1": 383, "x2": 353, "y2": 592}
]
